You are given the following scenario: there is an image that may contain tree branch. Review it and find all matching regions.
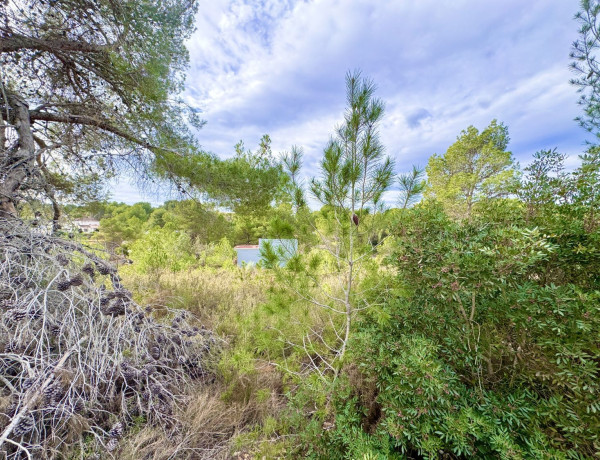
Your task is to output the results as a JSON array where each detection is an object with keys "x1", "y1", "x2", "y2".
[
  {"x1": 0, "y1": 35, "x2": 114, "y2": 54},
  {"x1": 29, "y1": 110, "x2": 164, "y2": 154}
]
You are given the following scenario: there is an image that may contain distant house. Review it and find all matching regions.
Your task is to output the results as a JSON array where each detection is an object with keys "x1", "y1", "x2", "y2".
[
  {"x1": 72, "y1": 219, "x2": 100, "y2": 233},
  {"x1": 233, "y1": 244, "x2": 260, "y2": 267},
  {"x1": 233, "y1": 238, "x2": 298, "y2": 267}
]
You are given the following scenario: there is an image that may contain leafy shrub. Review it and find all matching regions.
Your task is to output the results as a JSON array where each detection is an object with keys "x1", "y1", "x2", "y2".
[
  {"x1": 306, "y1": 202, "x2": 600, "y2": 459},
  {"x1": 126, "y1": 228, "x2": 195, "y2": 273}
]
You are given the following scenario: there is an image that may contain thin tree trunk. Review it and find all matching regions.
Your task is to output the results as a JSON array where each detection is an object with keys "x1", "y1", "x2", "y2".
[
  {"x1": 36, "y1": 151, "x2": 62, "y2": 233},
  {"x1": 339, "y1": 261, "x2": 353, "y2": 362}
]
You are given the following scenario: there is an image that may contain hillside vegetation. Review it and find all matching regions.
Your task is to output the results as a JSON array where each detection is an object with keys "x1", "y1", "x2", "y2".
[{"x1": 1, "y1": 1, "x2": 600, "y2": 459}]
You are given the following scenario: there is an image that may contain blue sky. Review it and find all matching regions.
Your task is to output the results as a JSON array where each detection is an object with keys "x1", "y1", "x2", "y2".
[{"x1": 112, "y1": 0, "x2": 589, "y2": 205}]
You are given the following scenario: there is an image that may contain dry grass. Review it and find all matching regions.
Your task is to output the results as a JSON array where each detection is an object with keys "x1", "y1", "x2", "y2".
[
  {"x1": 118, "y1": 380, "x2": 284, "y2": 460},
  {"x1": 118, "y1": 267, "x2": 291, "y2": 458},
  {"x1": 121, "y1": 267, "x2": 269, "y2": 335}
]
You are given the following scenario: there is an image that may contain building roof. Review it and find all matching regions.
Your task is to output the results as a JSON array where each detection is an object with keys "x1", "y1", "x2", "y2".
[
  {"x1": 72, "y1": 219, "x2": 100, "y2": 227},
  {"x1": 234, "y1": 244, "x2": 259, "y2": 249}
]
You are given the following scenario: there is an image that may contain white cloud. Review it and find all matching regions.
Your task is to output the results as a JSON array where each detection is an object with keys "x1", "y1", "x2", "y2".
[{"x1": 114, "y1": 0, "x2": 588, "y2": 204}]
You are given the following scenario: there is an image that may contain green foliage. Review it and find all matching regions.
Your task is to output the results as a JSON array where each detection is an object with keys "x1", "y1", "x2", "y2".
[
  {"x1": 282, "y1": 145, "x2": 308, "y2": 211},
  {"x1": 519, "y1": 148, "x2": 571, "y2": 220},
  {"x1": 304, "y1": 197, "x2": 600, "y2": 459},
  {"x1": 397, "y1": 165, "x2": 426, "y2": 209},
  {"x1": 98, "y1": 202, "x2": 154, "y2": 247},
  {"x1": 571, "y1": 0, "x2": 600, "y2": 139},
  {"x1": 310, "y1": 71, "x2": 394, "y2": 211},
  {"x1": 204, "y1": 237, "x2": 236, "y2": 268},
  {"x1": 48, "y1": 55, "x2": 600, "y2": 459},
  {"x1": 126, "y1": 227, "x2": 195, "y2": 273},
  {"x1": 426, "y1": 120, "x2": 518, "y2": 219},
  {"x1": 573, "y1": 146, "x2": 600, "y2": 231},
  {"x1": 232, "y1": 213, "x2": 267, "y2": 244},
  {"x1": 1, "y1": 0, "x2": 207, "y2": 209},
  {"x1": 155, "y1": 200, "x2": 232, "y2": 244},
  {"x1": 177, "y1": 135, "x2": 288, "y2": 216}
]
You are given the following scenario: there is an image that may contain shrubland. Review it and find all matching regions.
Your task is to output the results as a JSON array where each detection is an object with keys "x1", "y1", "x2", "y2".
[
  {"x1": 83, "y1": 77, "x2": 599, "y2": 459},
  {"x1": 3, "y1": 1, "x2": 600, "y2": 459},
  {"x1": 108, "y1": 165, "x2": 600, "y2": 458}
]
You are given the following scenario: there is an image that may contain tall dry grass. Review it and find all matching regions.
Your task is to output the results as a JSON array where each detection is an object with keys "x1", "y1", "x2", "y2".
[
  {"x1": 118, "y1": 385, "x2": 263, "y2": 460},
  {"x1": 121, "y1": 267, "x2": 268, "y2": 334},
  {"x1": 119, "y1": 267, "x2": 289, "y2": 458}
]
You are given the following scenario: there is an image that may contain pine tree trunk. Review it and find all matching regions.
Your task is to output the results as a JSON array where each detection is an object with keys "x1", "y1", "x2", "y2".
[{"x1": 0, "y1": 93, "x2": 36, "y2": 218}]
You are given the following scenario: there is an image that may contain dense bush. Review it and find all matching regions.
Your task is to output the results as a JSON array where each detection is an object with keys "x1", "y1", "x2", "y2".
[{"x1": 299, "y1": 200, "x2": 600, "y2": 459}]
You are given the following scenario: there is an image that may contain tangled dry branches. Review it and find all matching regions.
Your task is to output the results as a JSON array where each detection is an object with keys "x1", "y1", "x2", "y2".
[{"x1": 0, "y1": 218, "x2": 217, "y2": 459}]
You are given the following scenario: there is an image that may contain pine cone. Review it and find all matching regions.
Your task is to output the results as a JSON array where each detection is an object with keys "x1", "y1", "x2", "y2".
[
  {"x1": 0, "y1": 299, "x2": 15, "y2": 310},
  {"x1": 69, "y1": 273, "x2": 83, "y2": 287},
  {"x1": 22, "y1": 377, "x2": 35, "y2": 391},
  {"x1": 96, "y1": 263, "x2": 112, "y2": 276},
  {"x1": 106, "y1": 303, "x2": 125, "y2": 316},
  {"x1": 106, "y1": 437, "x2": 119, "y2": 452},
  {"x1": 120, "y1": 363, "x2": 138, "y2": 382},
  {"x1": 0, "y1": 287, "x2": 11, "y2": 300},
  {"x1": 114, "y1": 289, "x2": 132, "y2": 300},
  {"x1": 150, "y1": 383, "x2": 163, "y2": 397},
  {"x1": 143, "y1": 364, "x2": 156, "y2": 375},
  {"x1": 150, "y1": 345, "x2": 161, "y2": 360},
  {"x1": 82, "y1": 263, "x2": 95, "y2": 277},
  {"x1": 8, "y1": 308, "x2": 28, "y2": 322},
  {"x1": 108, "y1": 421, "x2": 123, "y2": 439},
  {"x1": 56, "y1": 253, "x2": 69, "y2": 267},
  {"x1": 13, "y1": 413, "x2": 34, "y2": 436},
  {"x1": 43, "y1": 382, "x2": 64, "y2": 405},
  {"x1": 56, "y1": 279, "x2": 71, "y2": 291}
]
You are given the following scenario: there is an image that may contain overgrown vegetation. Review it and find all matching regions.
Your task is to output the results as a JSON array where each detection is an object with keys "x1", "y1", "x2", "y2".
[{"x1": 2, "y1": 0, "x2": 600, "y2": 459}]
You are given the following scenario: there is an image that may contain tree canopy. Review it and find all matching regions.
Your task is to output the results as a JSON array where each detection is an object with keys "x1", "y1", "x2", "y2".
[
  {"x1": 571, "y1": 0, "x2": 600, "y2": 139},
  {"x1": 425, "y1": 119, "x2": 518, "y2": 218},
  {"x1": 0, "y1": 0, "x2": 207, "y2": 221}
]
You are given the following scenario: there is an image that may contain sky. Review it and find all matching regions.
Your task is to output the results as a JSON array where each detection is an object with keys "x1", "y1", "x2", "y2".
[{"x1": 112, "y1": 0, "x2": 589, "y2": 205}]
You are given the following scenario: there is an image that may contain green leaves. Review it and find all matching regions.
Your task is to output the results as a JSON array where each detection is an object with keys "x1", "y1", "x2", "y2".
[
  {"x1": 282, "y1": 145, "x2": 307, "y2": 211},
  {"x1": 572, "y1": 0, "x2": 600, "y2": 139},
  {"x1": 425, "y1": 120, "x2": 518, "y2": 219},
  {"x1": 371, "y1": 200, "x2": 600, "y2": 457},
  {"x1": 310, "y1": 71, "x2": 394, "y2": 212},
  {"x1": 397, "y1": 166, "x2": 426, "y2": 209},
  {"x1": 0, "y1": 0, "x2": 209, "y2": 211}
]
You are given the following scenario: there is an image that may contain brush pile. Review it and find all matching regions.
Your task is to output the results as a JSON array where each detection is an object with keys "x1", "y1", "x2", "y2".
[{"x1": 0, "y1": 218, "x2": 216, "y2": 459}]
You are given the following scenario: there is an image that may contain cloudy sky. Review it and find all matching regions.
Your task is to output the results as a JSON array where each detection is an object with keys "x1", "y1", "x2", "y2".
[{"x1": 113, "y1": 0, "x2": 588, "y2": 204}]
